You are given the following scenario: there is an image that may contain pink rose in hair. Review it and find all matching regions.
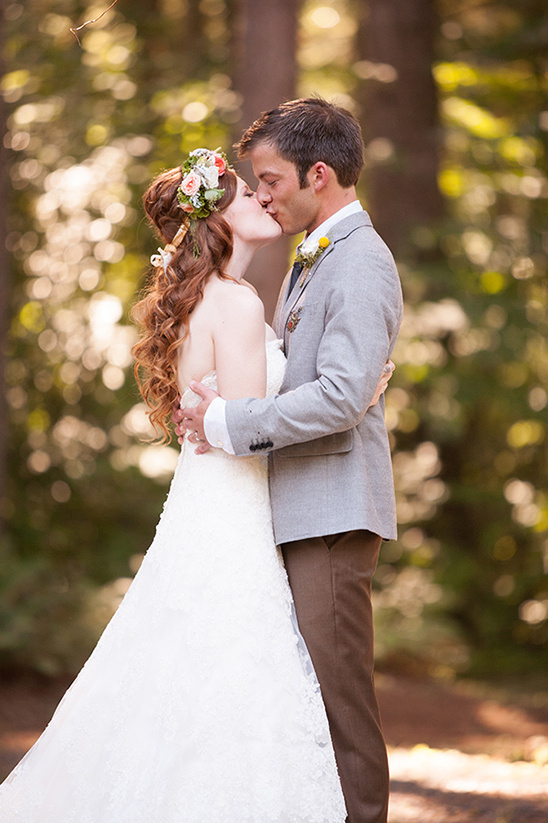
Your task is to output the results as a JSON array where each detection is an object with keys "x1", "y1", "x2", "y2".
[
  {"x1": 214, "y1": 154, "x2": 226, "y2": 175},
  {"x1": 180, "y1": 170, "x2": 201, "y2": 197}
]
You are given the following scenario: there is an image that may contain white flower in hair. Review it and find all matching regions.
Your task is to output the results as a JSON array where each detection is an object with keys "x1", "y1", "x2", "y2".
[
  {"x1": 200, "y1": 164, "x2": 220, "y2": 189},
  {"x1": 149, "y1": 222, "x2": 190, "y2": 272},
  {"x1": 189, "y1": 148, "x2": 211, "y2": 159}
]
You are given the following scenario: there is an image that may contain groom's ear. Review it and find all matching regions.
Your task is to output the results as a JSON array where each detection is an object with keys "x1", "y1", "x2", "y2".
[{"x1": 309, "y1": 162, "x2": 330, "y2": 193}]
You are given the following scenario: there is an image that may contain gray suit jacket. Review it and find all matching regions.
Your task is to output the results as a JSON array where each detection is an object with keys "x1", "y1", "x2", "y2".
[{"x1": 225, "y1": 211, "x2": 403, "y2": 544}]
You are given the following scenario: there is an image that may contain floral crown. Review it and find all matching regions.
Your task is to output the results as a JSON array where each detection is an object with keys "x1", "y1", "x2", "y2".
[
  {"x1": 150, "y1": 148, "x2": 230, "y2": 272},
  {"x1": 176, "y1": 148, "x2": 230, "y2": 219}
]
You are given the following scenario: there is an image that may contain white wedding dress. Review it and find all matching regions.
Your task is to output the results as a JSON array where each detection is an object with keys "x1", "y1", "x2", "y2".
[{"x1": 0, "y1": 337, "x2": 346, "y2": 823}]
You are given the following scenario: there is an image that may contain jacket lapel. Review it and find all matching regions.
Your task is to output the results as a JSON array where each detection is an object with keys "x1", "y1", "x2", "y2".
[
  {"x1": 273, "y1": 268, "x2": 292, "y2": 338},
  {"x1": 278, "y1": 211, "x2": 373, "y2": 347}
]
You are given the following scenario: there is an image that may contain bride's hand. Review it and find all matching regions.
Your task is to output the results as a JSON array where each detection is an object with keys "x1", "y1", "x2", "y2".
[
  {"x1": 171, "y1": 401, "x2": 188, "y2": 446},
  {"x1": 179, "y1": 382, "x2": 219, "y2": 453},
  {"x1": 369, "y1": 360, "x2": 395, "y2": 408},
  {"x1": 171, "y1": 397, "x2": 183, "y2": 425}
]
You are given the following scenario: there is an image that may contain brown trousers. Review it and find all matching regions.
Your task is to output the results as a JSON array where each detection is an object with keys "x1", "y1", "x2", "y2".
[{"x1": 281, "y1": 530, "x2": 389, "y2": 823}]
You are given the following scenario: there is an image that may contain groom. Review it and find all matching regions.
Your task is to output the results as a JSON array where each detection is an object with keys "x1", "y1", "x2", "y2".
[{"x1": 178, "y1": 98, "x2": 403, "y2": 823}]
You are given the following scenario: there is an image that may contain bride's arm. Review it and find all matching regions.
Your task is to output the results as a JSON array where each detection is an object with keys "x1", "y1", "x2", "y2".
[
  {"x1": 212, "y1": 286, "x2": 267, "y2": 401},
  {"x1": 175, "y1": 286, "x2": 266, "y2": 452}
]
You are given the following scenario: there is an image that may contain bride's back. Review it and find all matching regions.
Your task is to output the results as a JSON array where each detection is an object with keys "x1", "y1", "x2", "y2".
[{"x1": 176, "y1": 274, "x2": 267, "y2": 401}]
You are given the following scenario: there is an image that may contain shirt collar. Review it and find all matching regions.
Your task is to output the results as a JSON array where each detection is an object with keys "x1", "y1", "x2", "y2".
[{"x1": 299, "y1": 200, "x2": 363, "y2": 249}]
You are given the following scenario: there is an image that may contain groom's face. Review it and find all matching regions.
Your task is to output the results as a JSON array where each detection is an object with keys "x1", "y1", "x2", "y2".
[{"x1": 249, "y1": 142, "x2": 319, "y2": 236}]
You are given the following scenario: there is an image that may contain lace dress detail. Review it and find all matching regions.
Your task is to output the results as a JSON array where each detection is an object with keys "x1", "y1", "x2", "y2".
[{"x1": 0, "y1": 338, "x2": 347, "y2": 823}]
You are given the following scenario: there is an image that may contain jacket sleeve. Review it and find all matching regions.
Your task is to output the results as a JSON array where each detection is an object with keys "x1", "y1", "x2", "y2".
[{"x1": 225, "y1": 233, "x2": 403, "y2": 456}]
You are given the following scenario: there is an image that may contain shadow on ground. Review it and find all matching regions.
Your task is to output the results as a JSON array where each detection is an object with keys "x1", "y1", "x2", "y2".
[{"x1": 390, "y1": 778, "x2": 548, "y2": 823}]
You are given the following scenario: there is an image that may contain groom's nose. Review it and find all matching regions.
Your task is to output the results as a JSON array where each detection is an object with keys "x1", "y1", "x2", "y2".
[{"x1": 256, "y1": 182, "x2": 271, "y2": 205}]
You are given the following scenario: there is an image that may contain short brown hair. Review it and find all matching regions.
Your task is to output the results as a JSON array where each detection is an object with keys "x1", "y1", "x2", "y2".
[{"x1": 236, "y1": 97, "x2": 364, "y2": 188}]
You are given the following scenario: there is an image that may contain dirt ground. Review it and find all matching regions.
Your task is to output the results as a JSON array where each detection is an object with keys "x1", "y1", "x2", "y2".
[
  {"x1": 377, "y1": 673, "x2": 548, "y2": 822},
  {"x1": 1, "y1": 671, "x2": 547, "y2": 821}
]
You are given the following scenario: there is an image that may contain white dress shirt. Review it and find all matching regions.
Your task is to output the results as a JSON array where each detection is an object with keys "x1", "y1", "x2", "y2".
[{"x1": 203, "y1": 200, "x2": 364, "y2": 454}]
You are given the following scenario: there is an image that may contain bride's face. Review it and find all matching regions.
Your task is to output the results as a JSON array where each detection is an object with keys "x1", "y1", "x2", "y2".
[{"x1": 223, "y1": 177, "x2": 282, "y2": 249}]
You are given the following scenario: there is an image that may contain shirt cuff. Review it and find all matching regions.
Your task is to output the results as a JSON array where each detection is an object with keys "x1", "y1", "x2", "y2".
[{"x1": 203, "y1": 396, "x2": 235, "y2": 455}]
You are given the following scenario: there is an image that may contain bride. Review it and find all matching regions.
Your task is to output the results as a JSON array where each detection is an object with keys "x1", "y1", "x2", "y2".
[{"x1": 0, "y1": 149, "x2": 348, "y2": 821}]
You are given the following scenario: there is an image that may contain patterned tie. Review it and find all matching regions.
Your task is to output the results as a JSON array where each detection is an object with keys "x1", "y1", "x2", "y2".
[{"x1": 286, "y1": 260, "x2": 304, "y2": 300}]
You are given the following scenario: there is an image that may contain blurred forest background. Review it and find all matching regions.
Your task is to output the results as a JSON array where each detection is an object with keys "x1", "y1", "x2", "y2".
[{"x1": 0, "y1": 0, "x2": 547, "y2": 683}]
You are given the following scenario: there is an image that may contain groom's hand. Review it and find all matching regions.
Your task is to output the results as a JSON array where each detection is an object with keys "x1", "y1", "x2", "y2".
[{"x1": 178, "y1": 382, "x2": 219, "y2": 454}]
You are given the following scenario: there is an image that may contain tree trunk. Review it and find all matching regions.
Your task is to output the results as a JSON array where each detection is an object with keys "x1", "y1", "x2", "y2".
[
  {"x1": 355, "y1": 0, "x2": 444, "y2": 255},
  {"x1": 232, "y1": 0, "x2": 301, "y2": 322},
  {"x1": 0, "y1": 0, "x2": 9, "y2": 535}
]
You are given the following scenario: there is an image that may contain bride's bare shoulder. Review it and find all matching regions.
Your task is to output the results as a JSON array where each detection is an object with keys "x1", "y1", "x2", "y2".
[
  {"x1": 240, "y1": 278, "x2": 259, "y2": 296},
  {"x1": 205, "y1": 275, "x2": 264, "y2": 318}
]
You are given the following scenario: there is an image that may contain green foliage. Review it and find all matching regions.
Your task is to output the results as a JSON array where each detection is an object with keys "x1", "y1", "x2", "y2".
[
  {"x1": 377, "y1": 0, "x2": 548, "y2": 675},
  {"x1": 1, "y1": 0, "x2": 547, "y2": 678},
  {"x1": 1, "y1": 0, "x2": 237, "y2": 674}
]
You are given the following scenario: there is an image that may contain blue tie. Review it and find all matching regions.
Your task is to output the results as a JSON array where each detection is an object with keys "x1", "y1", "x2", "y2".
[{"x1": 286, "y1": 260, "x2": 303, "y2": 300}]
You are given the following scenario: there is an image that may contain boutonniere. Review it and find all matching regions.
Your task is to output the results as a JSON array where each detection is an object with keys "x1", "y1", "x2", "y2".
[
  {"x1": 295, "y1": 236, "x2": 330, "y2": 284},
  {"x1": 286, "y1": 306, "x2": 303, "y2": 333}
]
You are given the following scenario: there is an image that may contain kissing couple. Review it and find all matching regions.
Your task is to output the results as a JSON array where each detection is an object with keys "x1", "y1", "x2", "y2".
[{"x1": 1, "y1": 97, "x2": 403, "y2": 823}]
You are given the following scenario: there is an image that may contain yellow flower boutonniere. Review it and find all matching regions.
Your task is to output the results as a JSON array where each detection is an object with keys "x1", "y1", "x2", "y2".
[{"x1": 295, "y1": 236, "x2": 330, "y2": 271}]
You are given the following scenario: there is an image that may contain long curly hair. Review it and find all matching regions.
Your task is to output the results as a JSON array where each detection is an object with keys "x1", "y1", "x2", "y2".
[{"x1": 131, "y1": 165, "x2": 238, "y2": 442}]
